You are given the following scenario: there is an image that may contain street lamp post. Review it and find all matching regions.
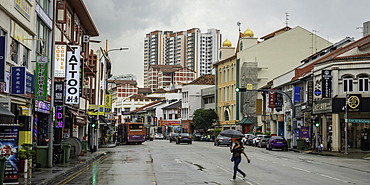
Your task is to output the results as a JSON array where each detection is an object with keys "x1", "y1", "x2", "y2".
[
  {"x1": 92, "y1": 47, "x2": 128, "y2": 151},
  {"x1": 344, "y1": 91, "x2": 348, "y2": 154}
]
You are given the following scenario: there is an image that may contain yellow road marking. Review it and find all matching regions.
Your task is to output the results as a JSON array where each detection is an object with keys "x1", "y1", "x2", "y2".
[{"x1": 55, "y1": 154, "x2": 109, "y2": 185}]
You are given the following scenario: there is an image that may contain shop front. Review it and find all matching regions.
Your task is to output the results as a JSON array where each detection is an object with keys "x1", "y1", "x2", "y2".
[{"x1": 34, "y1": 100, "x2": 50, "y2": 146}]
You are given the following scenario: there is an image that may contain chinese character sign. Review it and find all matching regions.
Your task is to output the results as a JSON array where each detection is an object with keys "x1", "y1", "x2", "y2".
[
  {"x1": 26, "y1": 72, "x2": 34, "y2": 94},
  {"x1": 0, "y1": 36, "x2": 5, "y2": 82},
  {"x1": 65, "y1": 46, "x2": 80, "y2": 104},
  {"x1": 35, "y1": 56, "x2": 48, "y2": 100},
  {"x1": 55, "y1": 105, "x2": 65, "y2": 128},
  {"x1": 54, "y1": 45, "x2": 66, "y2": 77},
  {"x1": 54, "y1": 81, "x2": 64, "y2": 105},
  {"x1": 322, "y1": 70, "x2": 332, "y2": 98},
  {"x1": 11, "y1": 66, "x2": 26, "y2": 94},
  {"x1": 268, "y1": 90, "x2": 275, "y2": 108},
  {"x1": 104, "y1": 95, "x2": 111, "y2": 114}
]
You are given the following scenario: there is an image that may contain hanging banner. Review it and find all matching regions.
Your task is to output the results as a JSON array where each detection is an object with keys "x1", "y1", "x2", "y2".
[
  {"x1": 65, "y1": 46, "x2": 80, "y2": 104},
  {"x1": 54, "y1": 81, "x2": 64, "y2": 105},
  {"x1": 104, "y1": 95, "x2": 111, "y2": 114},
  {"x1": 268, "y1": 90, "x2": 275, "y2": 108},
  {"x1": 35, "y1": 56, "x2": 49, "y2": 100},
  {"x1": 256, "y1": 99, "x2": 262, "y2": 115},
  {"x1": 0, "y1": 71, "x2": 10, "y2": 93},
  {"x1": 54, "y1": 44, "x2": 66, "y2": 77},
  {"x1": 11, "y1": 66, "x2": 26, "y2": 94},
  {"x1": 322, "y1": 70, "x2": 332, "y2": 98},
  {"x1": 55, "y1": 105, "x2": 65, "y2": 128},
  {"x1": 0, "y1": 36, "x2": 5, "y2": 82},
  {"x1": 0, "y1": 125, "x2": 19, "y2": 183},
  {"x1": 294, "y1": 87, "x2": 300, "y2": 103}
]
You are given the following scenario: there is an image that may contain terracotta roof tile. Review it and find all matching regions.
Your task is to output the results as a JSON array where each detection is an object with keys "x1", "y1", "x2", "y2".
[{"x1": 187, "y1": 75, "x2": 215, "y2": 85}]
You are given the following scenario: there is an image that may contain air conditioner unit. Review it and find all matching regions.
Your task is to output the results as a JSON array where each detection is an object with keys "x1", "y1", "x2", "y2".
[{"x1": 83, "y1": 35, "x2": 90, "y2": 43}]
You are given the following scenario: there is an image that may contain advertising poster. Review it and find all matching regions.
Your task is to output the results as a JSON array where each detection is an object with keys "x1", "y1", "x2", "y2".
[
  {"x1": 0, "y1": 125, "x2": 19, "y2": 183},
  {"x1": 11, "y1": 67, "x2": 26, "y2": 94},
  {"x1": 55, "y1": 105, "x2": 65, "y2": 128},
  {"x1": 301, "y1": 126, "x2": 309, "y2": 139},
  {"x1": 35, "y1": 56, "x2": 49, "y2": 100},
  {"x1": 65, "y1": 46, "x2": 80, "y2": 104},
  {"x1": 54, "y1": 45, "x2": 66, "y2": 77}
]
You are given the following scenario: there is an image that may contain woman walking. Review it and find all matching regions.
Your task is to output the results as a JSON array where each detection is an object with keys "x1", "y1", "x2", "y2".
[{"x1": 230, "y1": 139, "x2": 250, "y2": 181}]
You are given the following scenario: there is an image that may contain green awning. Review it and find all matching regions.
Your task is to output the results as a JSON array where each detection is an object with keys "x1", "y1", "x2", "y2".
[{"x1": 236, "y1": 117, "x2": 254, "y2": 125}]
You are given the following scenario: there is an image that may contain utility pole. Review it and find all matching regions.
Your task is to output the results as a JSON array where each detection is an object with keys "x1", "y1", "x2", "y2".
[{"x1": 344, "y1": 91, "x2": 348, "y2": 154}]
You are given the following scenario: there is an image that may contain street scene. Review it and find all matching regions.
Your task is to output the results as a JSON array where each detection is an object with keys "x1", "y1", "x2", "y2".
[
  {"x1": 1, "y1": 0, "x2": 370, "y2": 184},
  {"x1": 54, "y1": 140, "x2": 369, "y2": 185}
]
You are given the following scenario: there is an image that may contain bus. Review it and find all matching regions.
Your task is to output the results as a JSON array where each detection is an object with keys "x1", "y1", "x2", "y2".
[{"x1": 118, "y1": 122, "x2": 145, "y2": 144}]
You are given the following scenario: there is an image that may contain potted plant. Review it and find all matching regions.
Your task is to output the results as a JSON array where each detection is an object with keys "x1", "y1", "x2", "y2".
[{"x1": 18, "y1": 143, "x2": 36, "y2": 173}]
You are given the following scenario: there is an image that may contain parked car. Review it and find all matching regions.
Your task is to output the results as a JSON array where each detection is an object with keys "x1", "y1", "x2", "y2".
[
  {"x1": 257, "y1": 136, "x2": 271, "y2": 148},
  {"x1": 266, "y1": 136, "x2": 288, "y2": 151},
  {"x1": 176, "y1": 133, "x2": 192, "y2": 144},
  {"x1": 169, "y1": 133, "x2": 179, "y2": 143},
  {"x1": 214, "y1": 134, "x2": 232, "y2": 146},
  {"x1": 242, "y1": 134, "x2": 252, "y2": 145},
  {"x1": 193, "y1": 132, "x2": 203, "y2": 141},
  {"x1": 154, "y1": 133, "x2": 164, "y2": 140},
  {"x1": 253, "y1": 135, "x2": 266, "y2": 147},
  {"x1": 247, "y1": 135, "x2": 255, "y2": 146}
]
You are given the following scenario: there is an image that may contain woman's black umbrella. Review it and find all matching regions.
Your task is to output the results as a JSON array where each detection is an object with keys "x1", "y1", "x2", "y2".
[{"x1": 219, "y1": 129, "x2": 244, "y2": 139}]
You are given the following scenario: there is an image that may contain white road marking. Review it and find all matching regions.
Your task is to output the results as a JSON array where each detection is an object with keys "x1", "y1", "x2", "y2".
[
  {"x1": 292, "y1": 167, "x2": 311, "y2": 173},
  {"x1": 320, "y1": 174, "x2": 349, "y2": 183}
]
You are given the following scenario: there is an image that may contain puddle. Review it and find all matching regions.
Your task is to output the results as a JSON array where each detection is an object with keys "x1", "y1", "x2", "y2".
[{"x1": 185, "y1": 161, "x2": 205, "y2": 171}]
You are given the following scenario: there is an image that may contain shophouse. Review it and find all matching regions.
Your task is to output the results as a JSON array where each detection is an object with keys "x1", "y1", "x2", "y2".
[
  {"x1": 181, "y1": 74, "x2": 215, "y2": 134},
  {"x1": 312, "y1": 34, "x2": 370, "y2": 152}
]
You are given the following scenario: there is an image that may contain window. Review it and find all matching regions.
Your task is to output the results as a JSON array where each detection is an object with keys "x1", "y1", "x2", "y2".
[
  {"x1": 219, "y1": 88, "x2": 221, "y2": 102},
  {"x1": 359, "y1": 76, "x2": 369, "y2": 92},
  {"x1": 22, "y1": 46, "x2": 29, "y2": 69},
  {"x1": 164, "y1": 114, "x2": 166, "y2": 120},
  {"x1": 219, "y1": 69, "x2": 222, "y2": 84},
  {"x1": 231, "y1": 85, "x2": 234, "y2": 100},
  {"x1": 36, "y1": 19, "x2": 50, "y2": 55},
  {"x1": 169, "y1": 114, "x2": 172, "y2": 119},
  {"x1": 11, "y1": 39, "x2": 19, "y2": 64},
  {"x1": 227, "y1": 66, "x2": 230, "y2": 82},
  {"x1": 223, "y1": 67, "x2": 226, "y2": 83},
  {"x1": 343, "y1": 76, "x2": 353, "y2": 92},
  {"x1": 175, "y1": 114, "x2": 178, "y2": 119},
  {"x1": 37, "y1": 0, "x2": 50, "y2": 15},
  {"x1": 224, "y1": 110, "x2": 229, "y2": 121},
  {"x1": 231, "y1": 64, "x2": 234, "y2": 81}
]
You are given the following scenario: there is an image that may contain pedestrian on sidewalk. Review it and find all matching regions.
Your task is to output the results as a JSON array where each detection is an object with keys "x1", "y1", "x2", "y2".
[
  {"x1": 327, "y1": 132, "x2": 332, "y2": 151},
  {"x1": 229, "y1": 139, "x2": 250, "y2": 181},
  {"x1": 312, "y1": 133, "x2": 316, "y2": 151}
]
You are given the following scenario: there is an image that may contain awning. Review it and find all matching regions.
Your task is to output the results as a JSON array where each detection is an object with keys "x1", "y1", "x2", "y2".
[
  {"x1": 66, "y1": 108, "x2": 86, "y2": 125},
  {"x1": 0, "y1": 104, "x2": 15, "y2": 117},
  {"x1": 236, "y1": 117, "x2": 254, "y2": 125},
  {"x1": 99, "y1": 117, "x2": 111, "y2": 125}
]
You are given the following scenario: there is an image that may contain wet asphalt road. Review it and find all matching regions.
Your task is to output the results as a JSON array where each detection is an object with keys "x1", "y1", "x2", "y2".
[{"x1": 57, "y1": 139, "x2": 370, "y2": 185}]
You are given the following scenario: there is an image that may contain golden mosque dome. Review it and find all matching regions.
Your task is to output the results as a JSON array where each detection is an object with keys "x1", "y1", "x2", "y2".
[
  {"x1": 223, "y1": 38, "x2": 232, "y2": 47},
  {"x1": 243, "y1": 27, "x2": 254, "y2": 37}
]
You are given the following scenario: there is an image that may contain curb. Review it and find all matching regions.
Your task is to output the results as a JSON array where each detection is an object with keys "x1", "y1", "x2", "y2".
[{"x1": 39, "y1": 152, "x2": 106, "y2": 185}]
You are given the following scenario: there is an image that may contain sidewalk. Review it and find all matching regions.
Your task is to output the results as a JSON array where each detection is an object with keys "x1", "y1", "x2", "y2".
[
  {"x1": 290, "y1": 148, "x2": 370, "y2": 159},
  {"x1": 17, "y1": 146, "x2": 113, "y2": 185}
]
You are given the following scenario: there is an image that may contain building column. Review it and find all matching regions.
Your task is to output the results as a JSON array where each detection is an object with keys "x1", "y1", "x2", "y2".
[
  {"x1": 271, "y1": 120, "x2": 277, "y2": 135},
  {"x1": 332, "y1": 113, "x2": 341, "y2": 152},
  {"x1": 322, "y1": 115, "x2": 328, "y2": 150}
]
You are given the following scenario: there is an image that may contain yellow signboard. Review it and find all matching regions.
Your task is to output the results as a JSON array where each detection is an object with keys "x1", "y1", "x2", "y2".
[
  {"x1": 14, "y1": 0, "x2": 31, "y2": 21},
  {"x1": 88, "y1": 105, "x2": 98, "y2": 115},
  {"x1": 256, "y1": 99, "x2": 262, "y2": 115},
  {"x1": 104, "y1": 95, "x2": 111, "y2": 114},
  {"x1": 247, "y1": 84, "x2": 252, "y2": 90}
]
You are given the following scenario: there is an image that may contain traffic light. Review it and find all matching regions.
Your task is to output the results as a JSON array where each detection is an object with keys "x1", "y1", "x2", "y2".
[
  {"x1": 315, "y1": 117, "x2": 320, "y2": 127},
  {"x1": 91, "y1": 122, "x2": 96, "y2": 128},
  {"x1": 235, "y1": 87, "x2": 246, "y2": 92}
]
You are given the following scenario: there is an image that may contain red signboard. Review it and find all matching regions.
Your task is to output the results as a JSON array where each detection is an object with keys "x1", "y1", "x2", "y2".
[
  {"x1": 268, "y1": 90, "x2": 275, "y2": 108},
  {"x1": 118, "y1": 115, "x2": 121, "y2": 123}
]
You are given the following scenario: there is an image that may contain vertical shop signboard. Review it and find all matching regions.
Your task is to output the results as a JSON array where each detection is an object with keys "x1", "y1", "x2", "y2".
[
  {"x1": 294, "y1": 87, "x2": 300, "y2": 103},
  {"x1": 268, "y1": 90, "x2": 275, "y2": 108},
  {"x1": 35, "y1": 56, "x2": 49, "y2": 100},
  {"x1": 300, "y1": 126, "x2": 309, "y2": 139},
  {"x1": 104, "y1": 95, "x2": 111, "y2": 114},
  {"x1": 26, "y1": 72, "x2": 34, "y2": 95},
  {"x1": 308, "y1": 81, "x2": 313, "y2": 106},
  {"x1": 65, "y1": 46, "x2": 80, "y2": 104},
  {"x1": 322, "y1": 70, "x2": 332, "y2": 98},
  {"x1": 274, "y1": 92, "x2": 283, "y2": 112},
  {"x1": 54, "y1": 44, "x2": 66, "y2": 77},
  {"x1": 79, "y1": 61, "x2": 83, "y2": 97},
  {"x1": 0, "y1": 36, "x2": 5, "y2": 82},
  {"x1": 11, "y1": 67, "x2": 26, "y2": 94},
  {"x1": 54, "y1": 81, "x2": 64, "y2": 105},
  {"x1": 55, "y1": 105, "x2": 65, "y2": 128},
  {"x1": 0, "y1": 125, "x2": 19, "y2": 183},
  {"x1": 0, "y1": 71, "x2": 10, "y2": 93}
]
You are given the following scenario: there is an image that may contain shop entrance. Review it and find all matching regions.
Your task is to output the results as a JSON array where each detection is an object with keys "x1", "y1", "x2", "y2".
[{"x1": 342, "y1": 119, "x2": 370, "y2": 150}]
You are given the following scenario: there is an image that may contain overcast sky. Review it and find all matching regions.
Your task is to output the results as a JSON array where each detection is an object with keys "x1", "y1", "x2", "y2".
[{"x1": 83, "y1": 0, "x2": 369, "y2": 87}]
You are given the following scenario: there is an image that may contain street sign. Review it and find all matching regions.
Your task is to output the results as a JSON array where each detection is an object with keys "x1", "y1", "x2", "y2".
[
  {"x1": 247, "y1": 84, "x2": 252, "y2": 90},
  {"x1": 253, "y1": 128, "x2": 256, "y2": 133}
]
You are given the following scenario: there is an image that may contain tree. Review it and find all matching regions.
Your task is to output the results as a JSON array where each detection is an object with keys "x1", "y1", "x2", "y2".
[{"x1": 192, "y1": 108, "x2": 218, "y2": 133}]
